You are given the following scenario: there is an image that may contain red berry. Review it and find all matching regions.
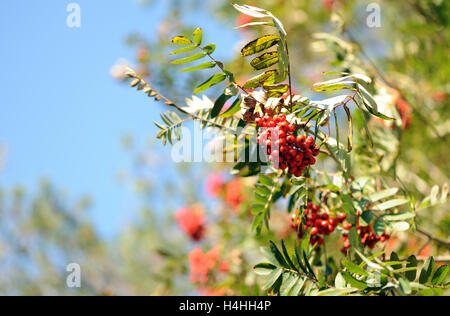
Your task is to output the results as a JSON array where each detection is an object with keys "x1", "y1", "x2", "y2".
[
  {"x1": 338, "y1": 212, "x2": 346, "y2": 221},
  {"x1": 311, "y1": 227, "x2": 319, "y2": 235},
  {"x1": 343, "y1": 222, "x2": 352, "y2": 230},
  {"x1": 286, "y1": 135, "x2": 295, "y2": 143}
]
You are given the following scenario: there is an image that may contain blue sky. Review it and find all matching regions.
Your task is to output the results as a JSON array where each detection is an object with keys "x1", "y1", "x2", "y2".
[{"x1": 0, "y1": 1, "x2": 239, "y2": 236}]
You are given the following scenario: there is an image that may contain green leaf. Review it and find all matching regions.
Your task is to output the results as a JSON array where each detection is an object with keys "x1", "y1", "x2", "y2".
[
  {"x1": 382, "y1": 213, "x2": 415, "y2": 221},
  {"x1": 349, "y1": 227, "x2": 362, "y2": 250},
  {"x1": 180, "y1": 61, "x2": 216, "y2": 72},
  {"x1": 294, "y1": 242, "x2": 308, "y2": 275},
  {"x1": 252, "y1": 212, "x2": 264, "y2": 235},
  {"x1": 342, "y1": 260, "x2": 369, "y2": 277},
  {"x1": 241, "y1": 35, "x2": 281, "y2": 57},
  {"x1": 256, "y1": 183, "x2": 271, "y2": 196},
  {"x1": 340, "y1": 194, "x2": 357, "y2": 224},
  {"x1": 281, "y1": 240, "x2": 297, "y2": 270},
  {"x1": 290, "y1": 277, "x2": 306, "y2": 296},
  {"x1": 243, "y1": 70, "x2": 277, "y2": 89},
  {"x1": 170, "y1": 45, "x2": 197, "y2": 55},
  {"x1": 270, "y1": 241, "x2": 288, "y2": 268},
  {"x1": 343, "y1": 105, "x2": 353, "y2": 152},
  {"x1": 300, "y1": 229, "x2": 311, "y2": 256},
  {"x1": 366, "y1": 188, "x2": 399, "y2": 203},
  {"x1": 312, "y1": 82, "x2": 356, "y2": 92},
  {"x1": 406, "y1": 255, "x2": 418, "y2": 281},
  {"x1": 260, "y1": 246, "x2": 279, "y2": 266},
  {"x1": 280, "y1": 273, "x2": 297, "y2": 296},
  {"x1": 236, "y1": 21, "x2": 275, "y2": 29},
  {"x1": 358, "y1": 86, "x2": 394, "y2": 120},
  {"x1": 432, "y1": 265, "x2": 449, "y2": 285},
  {"x1": 264, "y1": 84, "x2": 289, "y2": 97},
  {"x1": 171, "y1": 52, "x2": 207, "y2": 65},
  {"x1": 373, "y1": 218, "x2": 386, "y2": 236},
  {"x1": 259, "y1": 174, "x2": 274, "y2": 186},
  {"x1": 194, "y1": 73, "x2": 227, "y2": 94},
  {"x1": 419, "y1": 257, "x2": 436, "y2": 284},
  {"x1": 373, "y1": 199, "x2": 409, "y2": 211},
  {"x1": 254, "y1": 263, "x2": 277, "y2": 276},
  {"x1": 303, "y1": 251, "x2": 316, "y2": 278},
  {"x1": 335, "y1": 272, "x2": 346, "y2": 289},
  {"x1": 171, "y1": 36, "x2": 192, "y2": 45},
  {"x1": 251, "y1": 204, "x2": 265, "y2": 214},
  {"x1": 341, "y1": 272, "x2": 368, "y2": 290},
  {"x1": 220, "y1": 97, "x2": 242, "y2": 118},
  {"x1": 193, "y1": 28, "x2": 202, "y2": 45},
  {"x1": 210, "y1": 94, "x2": 232, "y2": 119},
  {"x1": 263, "y1": 268, "x2": 283, "y2": 290},
  {"x1": 232, "y1": 3, "x2": 271, "y2": 18},
  {"x1": 203, "y1": 44, "x2": 216, "y2": 54},
  {"x1": 390, "y1": 252, "x2": 402, "y2": 271},
  {"x1": 250, "y1": 52, "x2": 279, "y2": 70},
  {"x1": 399, "y1": 277, "x2": 412, "y2": 295}
]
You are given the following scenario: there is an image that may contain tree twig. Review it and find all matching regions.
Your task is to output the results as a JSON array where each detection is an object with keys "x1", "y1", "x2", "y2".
[{"x1": 416, "y1": 227, "x2": 450, "y2": 249}]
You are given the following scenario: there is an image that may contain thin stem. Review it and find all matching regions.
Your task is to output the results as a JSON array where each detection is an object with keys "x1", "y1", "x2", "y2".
[
  {"x1": 284, "y1": 39, "x2": 294, "y2": 109},
  {"x1": 198, "y1": 46, "x2": 260, "y2": 102},
  {"x1": 416, "y1": 228, "x2": 450, "y2": 249},
  {"x1": 129, "y1": 71, "x2": 250, "y2": 134}
]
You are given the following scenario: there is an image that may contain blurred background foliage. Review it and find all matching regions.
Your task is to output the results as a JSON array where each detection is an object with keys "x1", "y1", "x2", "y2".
[{"x1": 1, "y1": 0, "x2": 448, "y2": 295}]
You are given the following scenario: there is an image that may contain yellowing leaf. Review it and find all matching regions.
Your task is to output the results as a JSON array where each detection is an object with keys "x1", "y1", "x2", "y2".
[
  {"x1": 243, "y1": 70, "x2": 277, "y2": 89},
  {"x1": 171, "y1": 36, "x2": 192, "y2": 45},
  {"x1": 193, "y1": 28, "x2": 202, "y2": 45},
  {"x1": 250, "y1": 52, "x2": 279, "y2": 70},
  {"x1": 241, "y1": 35, "x2": 281, "y2": 57}
]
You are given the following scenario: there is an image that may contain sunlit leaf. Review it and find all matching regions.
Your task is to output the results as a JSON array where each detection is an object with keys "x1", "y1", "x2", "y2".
[
  {"x1": 193, "y1": 28, "x2": 202, "y2": 45},
  {"x1": 243, "y1": 70, "x2": 277, "y2": 89},
  {"x1": 171, "y1": 36, "x2": 192, "y2": 45},
  {"x1": 236, "y1": 21, "x2": 275, "y2": 29},
  {"x1": 211, "y1": 94, "x2": 232, "y2": 118},
  {"x1": 341, "y1": 272, "x2": 368, "y2": 290},
  {"x1": 171, "y1": 52, "x2": 207, "y2": 65},
  {"x1": 241, "y1": 35, "x2": 280, "y2": 57},
  {"x1": 220, "y1": 97, "x2": 241, "y2": 118},
  {"x1": 203, "y1": 44, "x2": 216, "y2": 55},
  {"x1": 193, "y1": 73, "x2": 227, "y2": 94},
  {"x1": 170, "y1": 45, "x2": 197, "y2": 55},
  {"x1": 180, "y1": 62, "x2": 216, "y2": 72},
  {"x1": 432, "y1": 265, "x2": 449, "y2": 285},
  {"x1": 263, "y1": 268, "x2": 283, "y2": 291},
  {"x1": 254, "y1": 263, "x2": 276, "y2": 276},
  {"x1": 419, "y1": 257, "x2": 435, "y2": 284},
  {"x1": 250, "y1": 52, "x2": 279, "y2": 70},
  {"x1": 366, "y1": 188, "x2": 399, "y2": 203},
  {"x1": 373, "y1": 199, "x2": 409, "y2": 211}
]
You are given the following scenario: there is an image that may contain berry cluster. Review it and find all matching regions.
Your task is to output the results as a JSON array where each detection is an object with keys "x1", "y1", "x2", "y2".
[
  {"x1": 175, "y1": 207, "x2": 205, "y2": 241},
  {"x1": 188, "y1": 247, "x2": 221, "y2": 284},
  {"x1": 255, "y1": 114, "x2": 320, "y2": 177},
  {"x1": 341, "y1": 222, "x2": 390, "y2": 254},
  {"x1": 290, "y1": 202, "x2": 346, "y2": 246}
]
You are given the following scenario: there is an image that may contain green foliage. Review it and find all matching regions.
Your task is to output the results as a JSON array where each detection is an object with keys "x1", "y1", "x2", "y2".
[
  {"x1": 251, "y1": 173, "x2": 282, "y2": 235},
  {"x1": 123, "y1": 1, "x2": 450, "y2": 296},
  {"x1": 154, "y1": 111, "x2": 183, "y2": 146}
]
